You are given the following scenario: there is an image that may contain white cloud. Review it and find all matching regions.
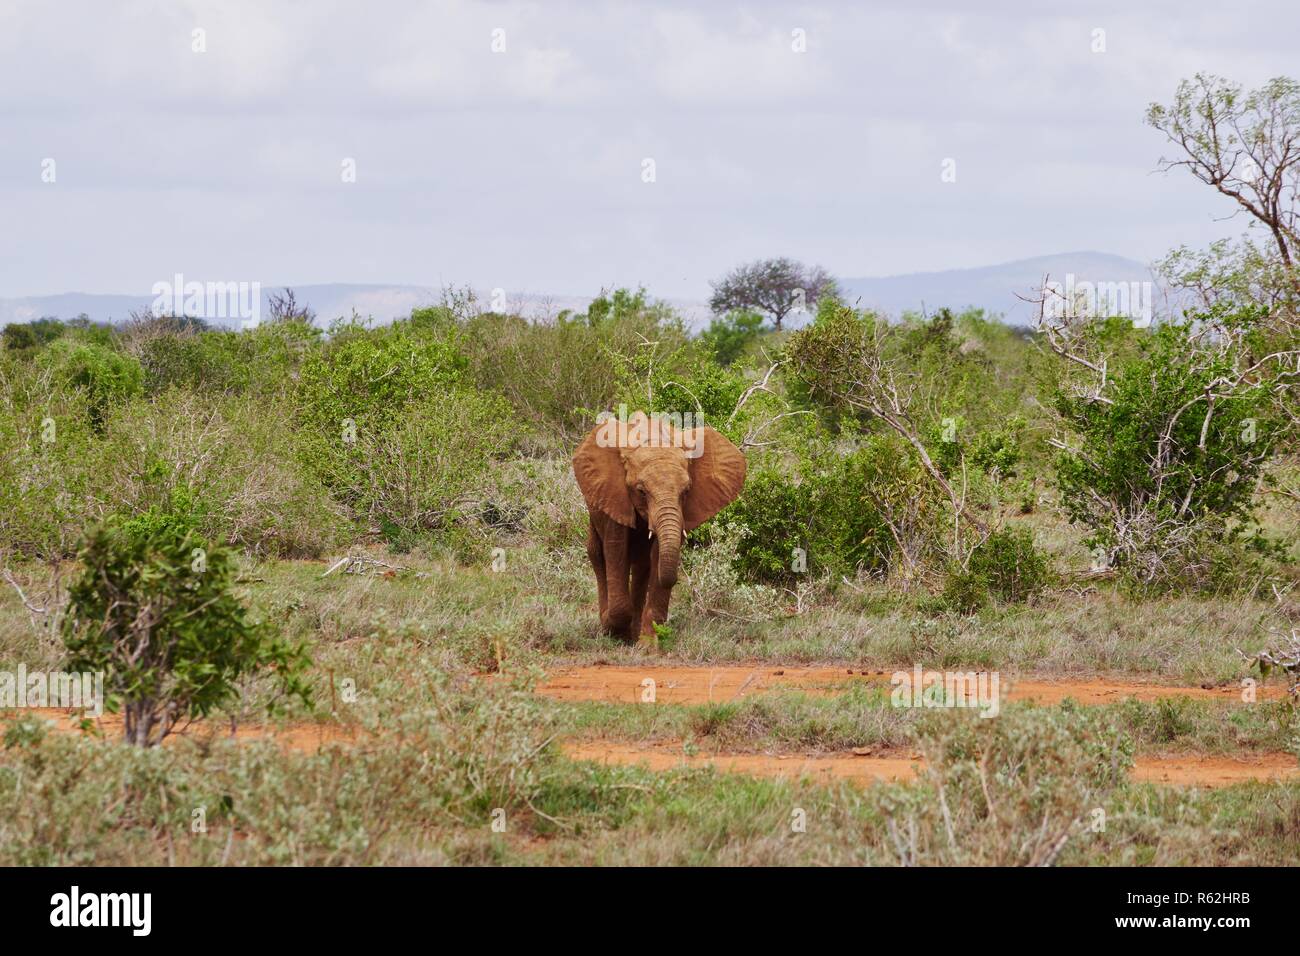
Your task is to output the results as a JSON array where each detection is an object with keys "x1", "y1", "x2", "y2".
[{"x1": 2, "y1": 0, "x2": 1298, "y2": 299}]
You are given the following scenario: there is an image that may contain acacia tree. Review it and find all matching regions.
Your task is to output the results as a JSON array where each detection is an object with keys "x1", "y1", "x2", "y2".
[
  {"x1": 1146, "y1": 72, "x2": 1300, "y2": 485},
  {"x1": 709, "y1": 257, "x2": 838, "y2": 331},
  {"x1": 1147, "y1": 74, "x2": 1300, "y2": 323}
]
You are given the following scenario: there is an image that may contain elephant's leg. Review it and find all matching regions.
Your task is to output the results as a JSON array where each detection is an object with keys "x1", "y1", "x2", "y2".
[
  {"x1": 629, "y1": 544, "x2": 651, "y2": 632},
  {"x1": 585, "y1": 521, "x2": 608, "y2": 618},
  {"x1": 599, "y1": 521, "x2": 635, "y2": 639},
  {"x1": 639, "y1": 539, "x2": 674, "y2": 644}
]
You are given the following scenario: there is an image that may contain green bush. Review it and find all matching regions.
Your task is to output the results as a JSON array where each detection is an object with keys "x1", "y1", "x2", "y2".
[
  {"x1": 718, "y1": 467, "x2": 815, "y2": 582},
  {"x1": 940, "y1": 567, "x2": 990, "y2": 614},
  {"x1": 340, "y1": 389, "x2": 516, "y2": 538},
  {"x1": 943, "y1": 527, "x2": 1053, "y2": 611},
  {"x1": 644, "y1": 350, "x2": 748, "y2": 425},
  {"x1": 931, "y1": 415, "x2": 1026, "y2": 480},
  {"x1": 970, "y1": 527, "x2": 1054, "y2": 602},
  {"x1": 492, "y1": 456, "x2": 588, "y2": 549},
  {"x1": 699, "y1": 310, "x2": 767, "y2": 366},
  {"x1": 37, "y1": 339, "x2": 142, "y2": 429},
  {"x1": 1048, "y1": 311, "x2": 1287, "y2": 591},
  {"x1": 135, "y1": 321, "x2": 321, "y2": 397},
  {"x1": 727, "y1": 438, "x2": 912, "y2": 584},
  {"x1": 461, "y1": 289, "x2": 682, "y2": 445},
  {"x1": 62, "y1": 519, "x2": 312, "y2": 746},
  {"x1": 0, "y1": 358, "x2": 101, "y2": 557},
  {"x1": 293, "y1": 316, "x2": 478, "y2": 526},
  {"x1": 461, "y1": 312, "x2": 621, "y2": 444},
  {"x1": 3, "y1": 318, "x2": 72, "y2": 352},
  {"x1": 296, "y1": 316, "x2": 467, "y2": 436}
]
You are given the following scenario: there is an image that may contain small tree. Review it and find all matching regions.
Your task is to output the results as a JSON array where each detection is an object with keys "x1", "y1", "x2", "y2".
[
  {"x1": 709, "y1": 257, "x2": 838, "y2": 331},
  {"x1": 62, "y1": 519, "x2": 311, "y2": 746}
]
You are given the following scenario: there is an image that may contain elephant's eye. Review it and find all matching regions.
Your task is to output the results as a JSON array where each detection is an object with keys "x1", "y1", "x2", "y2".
[{"x1": 635, "y1": 482, "x2": 646, "y2": 494}]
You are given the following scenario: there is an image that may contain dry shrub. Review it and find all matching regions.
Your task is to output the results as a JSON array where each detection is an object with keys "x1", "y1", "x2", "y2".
[
  {"x1": 879, "y1": 704, "x2": 1133, "y2": 866},
  {"x1": 95, "y1": 388, "x2": 348, "y2": 557}
]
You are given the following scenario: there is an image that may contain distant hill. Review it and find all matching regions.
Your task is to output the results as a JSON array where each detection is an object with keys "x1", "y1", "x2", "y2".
[
  {"x1": 0, "y1": 284, "x2": 440, "y2": 328},
  {"x1": 0, "y1": 284, "x2": 713, "y2": 329},
  {"x1": 0, "y1": 252, "x2": 1158, "y2": 330},
  {"x1": 834, "y1": 251, "x2": 1156, "y2": 326}
]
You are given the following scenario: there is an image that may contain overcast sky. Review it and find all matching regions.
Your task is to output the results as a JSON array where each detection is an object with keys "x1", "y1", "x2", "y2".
[{"x1": 2, "y1": 0, "x2": 1298, "y2": 300}]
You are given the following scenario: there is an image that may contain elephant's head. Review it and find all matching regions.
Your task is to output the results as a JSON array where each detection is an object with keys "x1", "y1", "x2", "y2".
[{"x1": 572, "y1": 412, "x2": 746, "y2": 587}]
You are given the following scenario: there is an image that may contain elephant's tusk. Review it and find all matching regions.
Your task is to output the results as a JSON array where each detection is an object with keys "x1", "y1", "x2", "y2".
[{"x1": 648, "y1": 529, "x2": 654, "y2": 540}]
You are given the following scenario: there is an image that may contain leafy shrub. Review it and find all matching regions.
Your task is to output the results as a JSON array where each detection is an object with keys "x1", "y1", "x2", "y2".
[
  {"x1": 931, "y1": 415, "x2": 1026, "y2": 479},
  {"x1": 461, "y1": 289, "x2": 682, "y2": 445},
  {"x1": 3, "y1": 319, "x2": 74, "y2": 352},
  {"x1": 699, "y1": 310, "x2": 767, "y2": 366},
  {"x1": 117, "y1": 483, "x2": 208, "y2": 541},
  {"x1": 1048, "y1": 312, "x2": 1288, "y2": 591},
  {"x1": 940, "y1": 568, "x2": 990, "y2": 614},
  {"x1": 136, "y1": 330, "x2": 238, "y2": 393},
  {"x1": 0, "y1": 359, "x2": 101, "y2": 557},
  {"x1": 132, "y1": 318, "x2": 320, "y2": 397},
  {"x1": 339, "y1": 389, "x2": 517, "y2": 537},
  {"x1": 644, "y1": 351, "x2": 748, "y2": 425},
  {"x1": 294, "y1": 316, "x2": 487, "y2": 530},
  {"x1": 296, "y1": 316, "x2": 467, "y2": 439},
  {"x1": 62, "y1": 520, "x2": 312, "y2": 746},
  {"x1": 37, "y1": 339, "x2": 142, "y2": 429},
  {"x1": 970, "y1": 527, "x2": 1054, "y2": 602},
  {"x1": 727, "y1": 438, "x2": 914, "y2": 584},
  {"x1": 680, "y1": 521, "x2": 782, "y2": 622},
  {"x1": 725, "y1": 467, "x2": 825, "y2": 583},
  {"x1": 943, "y1": 527, "x2": 1053, "y2": 611},
  {"x1": 491, "y1": 456, "x2": 588, "y2": 549}
]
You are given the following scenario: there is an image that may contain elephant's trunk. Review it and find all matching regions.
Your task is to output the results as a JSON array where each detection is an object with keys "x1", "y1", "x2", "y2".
[{"x1": 653, "y1": 503, "x2": 683, "y2": 588}]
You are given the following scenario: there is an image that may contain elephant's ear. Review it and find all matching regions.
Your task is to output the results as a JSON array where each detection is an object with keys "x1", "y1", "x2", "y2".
[
  {"x1": 572, "y1": 425, "x2": 637, "y2": 527},
  {"x1": 682, "y1": 427, "x2": 746, "y2": 530}
]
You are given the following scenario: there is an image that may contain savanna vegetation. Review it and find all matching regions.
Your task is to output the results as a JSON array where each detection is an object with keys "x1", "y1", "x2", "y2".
[{"x1": 1, "y1": 73, "x2": 1299, "y2": 866}]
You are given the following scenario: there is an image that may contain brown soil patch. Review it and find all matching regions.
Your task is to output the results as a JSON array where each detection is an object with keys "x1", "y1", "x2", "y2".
[
  {"x1": 19, "y1": 704, "x2": 1296, "y2": 788},
  {"x1": 536, "y1": 664, "x2": 1280, "y2": 706},
  {"x1": 1130, "y1": 753, "x2": 1300, "y2": 787},
  {"x1": 22, "y1": 708, "x2": 353, "y2": 752},
  {"x1": 563, "y1": 739, "x2": 920, "y2": 784},
  {"x1": 561, "y1": 739, "x2": 1300, "y2": 789}
]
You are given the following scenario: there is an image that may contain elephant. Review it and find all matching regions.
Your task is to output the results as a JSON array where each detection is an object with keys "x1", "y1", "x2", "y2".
[{"x1": 572, "y1": 411, "x2": 746, "y2": 644}]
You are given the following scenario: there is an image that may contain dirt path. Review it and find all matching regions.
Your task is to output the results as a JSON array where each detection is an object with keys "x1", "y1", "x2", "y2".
[
  {"x1": 23, "y1": 708, "x2": 353, "y2": 751},
  {"x1": 20, "y1": 664, "x2": 1293, "y2": 789},
  {"x1": 537, "y1": 664, "x2": 1280, "y2": 706},
  {"x1": 561, "y1": 739, "x2": 1300, "y2": 788}
]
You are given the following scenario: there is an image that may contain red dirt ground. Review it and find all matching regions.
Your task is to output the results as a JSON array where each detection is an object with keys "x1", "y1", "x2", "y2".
[
  {"x1": 20, "y1": 664, "x2": 1294, "y2": 788},
  {"x1": 535, "y1": 664, "x2": 1280, "y2": 706},
  {"x1": 561, "y1": 739, "x2": 1300, "y2": 788}
]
